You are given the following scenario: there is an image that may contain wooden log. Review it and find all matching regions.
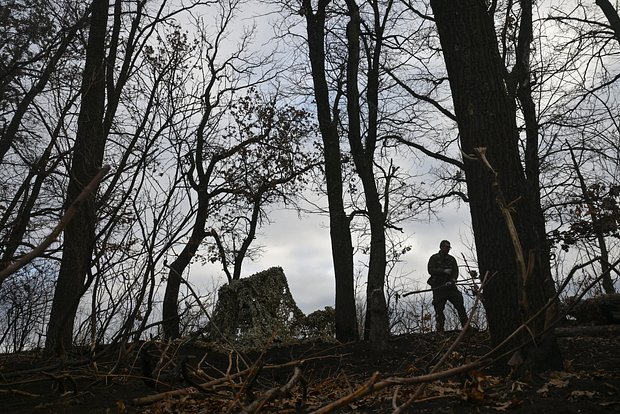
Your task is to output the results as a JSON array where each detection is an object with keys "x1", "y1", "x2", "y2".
[{"x1": 555, "y1": 324, "x2": 620, "y2": 337}]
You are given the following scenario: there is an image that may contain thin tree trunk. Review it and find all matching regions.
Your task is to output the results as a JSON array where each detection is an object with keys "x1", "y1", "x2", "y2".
[
  {"x1": 162, "y1": 208, "x2": 207, "y2": 338},
  {"x1": 303, "y1": 0, "x2": 358, "y2": 342},
  {"x1": 343, "y1": 0, "x2": 388, "y2": 351},
  {"x1": 513, "y1": 0, "x2": 560, "y2": 318},
  {"x1": 568, "y1": 146, "x2": 616, "y2": 294}
]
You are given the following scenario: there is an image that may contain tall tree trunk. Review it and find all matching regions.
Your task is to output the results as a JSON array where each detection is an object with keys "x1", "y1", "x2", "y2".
[
  {"x1": 592, "y1": 0, "x2": 619, "y2": 294},
  {"x1": 430, "y1": 0, "x2": 562, "y2": 371},
  {"x1": 512, "y1": 0, "x2": 560, "y2": 313},
  {"x1": 344, "y1": 0, "x2": 388, "y2": 351},
  {"x1": 45, "y1": 0, "x2": 108, "y2": 356},
  {"x1": 303, "y1": 0, "x2": 358, "y2": 342}
]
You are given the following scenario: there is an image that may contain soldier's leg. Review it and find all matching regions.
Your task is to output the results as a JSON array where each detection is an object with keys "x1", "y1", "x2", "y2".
[
  {"x1": 448, "y1": 291, "x2": 468, "y2": 328},
  {"x1": 432, "y1": 297, "x2": 447, "y2": 332}
]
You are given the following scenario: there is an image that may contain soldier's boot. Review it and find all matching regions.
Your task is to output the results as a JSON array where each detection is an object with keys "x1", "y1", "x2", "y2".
[{"x1": 436, "y1": 316, "x2": 445, "y2": 333}]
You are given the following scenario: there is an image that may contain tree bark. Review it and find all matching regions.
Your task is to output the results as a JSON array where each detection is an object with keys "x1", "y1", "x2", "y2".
[
  {"x1": 303, "y1": 0, "x2": 358, "y2": 342},
  {"x1": 344, "y1": 0, "x2": 388, "y2": 351},
  {"x1": 162, "y1": 208, "x2": 208, "y2": 339},
  {"x1": 429, "y1": 0, "x2": 562, "y2": 371},
  {"x1": 45, "y1": 0, "x2": 108, "y2": 356}
]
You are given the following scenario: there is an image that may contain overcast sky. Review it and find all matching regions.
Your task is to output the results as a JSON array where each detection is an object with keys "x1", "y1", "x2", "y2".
[
  {"x1": 192, "y1": 202, "x2": 475, "y2": 314},
  {"x1": 183, "y1": 2, "x2": 480, "y2": 315}
]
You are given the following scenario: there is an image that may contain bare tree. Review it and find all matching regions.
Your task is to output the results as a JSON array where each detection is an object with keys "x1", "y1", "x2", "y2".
[
  {"x1": 162, "y1": 92, "x2": 316, "y2": 338},
  {"x1": 0, "y1": 0, "x2": 89, "y2": 165}
]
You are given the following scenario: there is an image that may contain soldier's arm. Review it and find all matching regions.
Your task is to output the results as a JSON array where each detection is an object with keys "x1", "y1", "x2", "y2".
[{"x1": 427, "y1": 255, "x2": 441, "y2": 276}]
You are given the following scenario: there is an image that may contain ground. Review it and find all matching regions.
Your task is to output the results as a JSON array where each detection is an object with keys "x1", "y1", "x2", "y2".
[{"x1": 1, "y1": 328, "x2": 619, "y2": 413}]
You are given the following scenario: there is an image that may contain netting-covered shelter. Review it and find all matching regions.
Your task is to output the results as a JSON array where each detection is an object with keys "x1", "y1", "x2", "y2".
[{"x1": 208, "y1": 267, "x2": 306, "y2": 346}]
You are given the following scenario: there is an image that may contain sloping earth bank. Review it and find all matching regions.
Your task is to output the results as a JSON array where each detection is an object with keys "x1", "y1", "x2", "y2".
[{"x1": 1, "y1": 328, "x2": 619, "y2": 413}]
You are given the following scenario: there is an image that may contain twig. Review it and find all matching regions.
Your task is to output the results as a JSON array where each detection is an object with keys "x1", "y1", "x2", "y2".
[
  {"x1": 240, "y1": 366, "x2": 304, "y2": 413},
  {"x1": 309, "y1": 359, "x2": 492, "y2": 414},
  {"x1": 130, "y1": 355, "x2": 336, "y2": 406},
  {"x1": 131, "y1": 384, "x2": 200, "y2": 405},
  {"x1": 0, "y1": 389, "x2": 40, "y2": 397},
  {"x1": 0, "y1": 165, "x2": 111, "y2": 286},
  {"x1": 310, "y1": 372, "x2": 380, "y2": 414},
  {"x1": 392, "y1": 270, "x2": 492, "y2": 413},
  {"x1": 225, "y1": 352, "x2": 265, "y2": 413}
]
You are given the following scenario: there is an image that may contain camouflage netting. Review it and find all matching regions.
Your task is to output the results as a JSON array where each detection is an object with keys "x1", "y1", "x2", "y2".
[
  {"x1": 298, "y1": 306, "x2": 335, "y2": 340},
  {"x1": 564, "y1": 293, "x2": 620, "y2": 325},
  {"x1": 208, "y1": 267, "x2": 307, "y2": 347}
]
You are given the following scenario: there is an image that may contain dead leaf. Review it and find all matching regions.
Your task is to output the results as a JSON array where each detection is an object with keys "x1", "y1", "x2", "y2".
[
  {"x1": 537, "y1": 384, "x2": 549, "y2": 396},
  {"x1": 510, "y1": 380, "x2": 528, "y2": 392},
  {"x1": 462, "y1": 370, "x2": 488, "y2": 402},
  {"x1": 568, "y1": 390, "x2": 597, "y2": 400},
  {"x1": 493, "y1": 399, "x2": 524, "y2": 411},
  {"x1": 547, "y1": 378, "x2": 569, "y2": 388}
]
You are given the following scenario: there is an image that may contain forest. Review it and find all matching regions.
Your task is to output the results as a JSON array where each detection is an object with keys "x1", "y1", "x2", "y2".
[{"x1": 1, "y1": 0, "x2": 619, "y2": 412}]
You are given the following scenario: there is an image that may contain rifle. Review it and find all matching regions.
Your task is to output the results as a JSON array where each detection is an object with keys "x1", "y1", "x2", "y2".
[{"x1": 400, "y1": 281, "x2": 472, "y2": 298}]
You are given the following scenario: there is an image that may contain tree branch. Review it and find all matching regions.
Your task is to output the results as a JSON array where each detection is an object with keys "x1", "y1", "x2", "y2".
[{"x1": 0, "y1": 166, "x2": 110, "y2": 286}]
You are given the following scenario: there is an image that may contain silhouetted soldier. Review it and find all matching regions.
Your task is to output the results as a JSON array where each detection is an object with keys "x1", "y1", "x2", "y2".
[{"x1": 427, "y1": 240, "x2": 468, "y2": 332}]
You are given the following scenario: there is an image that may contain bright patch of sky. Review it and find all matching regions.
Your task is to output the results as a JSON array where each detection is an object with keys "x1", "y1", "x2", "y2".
[{"x1": 191, "y1": 202, "x2": 475, "y2": 315}]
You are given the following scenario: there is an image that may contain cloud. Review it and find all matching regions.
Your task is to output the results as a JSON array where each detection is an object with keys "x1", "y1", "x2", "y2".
[{"x1": 242, "y1": 210, "x2": 335, "y2": 314}]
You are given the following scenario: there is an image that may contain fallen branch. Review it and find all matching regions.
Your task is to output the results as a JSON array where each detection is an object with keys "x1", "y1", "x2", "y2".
[
  {"x1": 310, "y1": 371, "x2": 381, "y2": 414},
  {"x1": 0, "y1": 389, "x2": 40, "y2": 398},
  {"x1": 240, "y1": 366, "x2": 304, "y2": 413},
  {"x1": 130, "y1": 354, "x2": 338, "y2": 406},
  {"x1": 130, "y1": 384, "x2": 200, "y2": 405},
  {"x1": 309, "y1": 358, "x2": 492, "y2": 414},
  {"x1": 392, "y1": 270, "x2": 492, "y2": 413},
  {"x1": 555, "y1": 324, "x2": 620, "y2": 337}
]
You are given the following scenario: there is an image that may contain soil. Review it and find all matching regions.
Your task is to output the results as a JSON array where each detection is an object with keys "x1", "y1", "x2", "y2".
[{"x1": 1, "y1": 328, "x2": 619, "y2": 413}]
